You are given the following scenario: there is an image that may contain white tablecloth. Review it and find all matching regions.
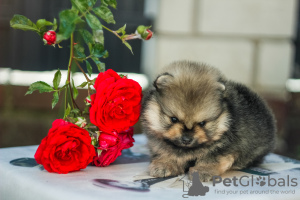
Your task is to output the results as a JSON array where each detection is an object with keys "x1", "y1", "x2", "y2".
[{"x1": 1, "y1": 134, "x2": 300, "y2": 200}]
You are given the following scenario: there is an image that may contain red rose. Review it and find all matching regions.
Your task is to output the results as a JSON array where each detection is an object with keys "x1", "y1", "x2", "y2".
[
  {"x1": 43, "y1": 30, "x2": 56, "y2": 45},
  {"x1": 93, "y1": 127, "x2": 135, "y2": 167},
  {"x1": 34, "y1": 119, "x2": 96, "y2": 174},
  {"x1": 89, "y1": 69, "x2": 142, "y2": 133}
]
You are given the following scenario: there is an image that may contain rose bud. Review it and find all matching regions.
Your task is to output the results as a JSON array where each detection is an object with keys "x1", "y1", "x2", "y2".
[
  {"x1": 136, "y1": 25, "x2": 146, "y2": 35},
  {"x1": 75, "y1": 117, "x2": 87, "y2": 128},
  {"x1": 98, "y1": 131, "x2": 119, "y2": 150},
  {"x1": 43, "y1": 30, "x2": 56, "y2": 46},
  {"x1": 119, "y1": 74, "x2": 128, "y2": 79},
  {"x1": 91, "y1": 136, "x2": 98, "y2": 146},
  {"x1": 93, "y1": 127, "x2": 134, "y2": 167},
  {"x1": 141, "y1": 29, "x2": 153, "y2": 40},
  {"x1": 85, "y1": 96, "x2": 92, "y2": 106}
]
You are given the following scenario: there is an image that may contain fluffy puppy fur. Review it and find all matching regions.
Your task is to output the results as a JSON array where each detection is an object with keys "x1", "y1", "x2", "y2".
[{"x1": 141, "y1": 61, "x2": 276, "y2": 182}]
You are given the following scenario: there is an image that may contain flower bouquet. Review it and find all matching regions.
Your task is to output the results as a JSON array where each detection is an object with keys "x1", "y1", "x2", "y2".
[{"x1": 10, "y1": 0, "x2": 153, "y2": 174}]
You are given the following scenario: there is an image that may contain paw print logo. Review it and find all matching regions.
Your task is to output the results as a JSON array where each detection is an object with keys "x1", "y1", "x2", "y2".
[{"x1": 256, "y1": 176, "x2": 266, "y2": 186}]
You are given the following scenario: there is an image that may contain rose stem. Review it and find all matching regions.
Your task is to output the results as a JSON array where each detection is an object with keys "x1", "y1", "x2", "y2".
[
  {"x1": 88, "y1": 85, "x2": 91, "y2": 97},
  {"x1": 68, "y1": 84, "x2": 79, "y2": 109},
  {"x1": 67, "y1": 33, "x2": 74, "y2": 83},
  {"x1": 66, "y1": 33, "x2": 79, "y2": 111},
  {"x1": 64, "y1": 87, "x2": 67, "y2": 119},
  {"x1": 74, "y1": 60, "x2": 92, "y2": 97},
  {"x1": 64, "y1": 33, "x2": 74, "y2": 117},
  {"x1": 101, "y1": 25, "x2": 122, "y2": 40},
  {"x1": 67, "y1": 34, "x2": 75, "y2": 109},
  {"x1": 74, "y1": 60, "x2": 91, "y2": 82},
  {"x1": 123, "y1": 34, "x2": 140, "y2": 40}
]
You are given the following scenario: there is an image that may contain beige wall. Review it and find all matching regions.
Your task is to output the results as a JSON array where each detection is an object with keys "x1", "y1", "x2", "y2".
[{"x1": 142, "y1": 0, "x2": 298, "y2": 97}]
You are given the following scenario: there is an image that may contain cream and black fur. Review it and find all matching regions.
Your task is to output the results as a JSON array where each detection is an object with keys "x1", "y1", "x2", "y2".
[{"x1": 141, "y1": 61, "x2": 276, "y2": 182}]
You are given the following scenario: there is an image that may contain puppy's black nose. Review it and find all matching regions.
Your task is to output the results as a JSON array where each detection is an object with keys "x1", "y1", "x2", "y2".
[{"x1": 181, "y1": 136, "x2": 193, "y2": 145}]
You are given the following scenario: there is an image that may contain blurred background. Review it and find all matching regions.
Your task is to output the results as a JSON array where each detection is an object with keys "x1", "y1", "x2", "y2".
[{"x1": 0, "y1": 0, "x2": 300, "y2": 160}]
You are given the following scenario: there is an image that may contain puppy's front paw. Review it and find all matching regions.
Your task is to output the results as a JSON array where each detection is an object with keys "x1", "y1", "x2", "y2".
[
  {"x1": 189, "y1": 167, "x2": 213, "y2": 182},
  {"x1": 149, "y1": 162, "x2": 174, "y2": 177}
]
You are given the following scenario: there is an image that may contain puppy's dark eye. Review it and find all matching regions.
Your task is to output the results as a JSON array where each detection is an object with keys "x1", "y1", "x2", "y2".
[
  {"x1": 171, "y1": 117, "x2": 179, "y2": 123},
  {"x1": 198, "y1": 121, "x2": 206, "y2": 127}
]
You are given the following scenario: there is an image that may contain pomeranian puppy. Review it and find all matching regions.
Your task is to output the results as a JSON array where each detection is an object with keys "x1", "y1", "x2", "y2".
[{"x1": 141, "y1": 61, "x2": 276, "y2": 182}]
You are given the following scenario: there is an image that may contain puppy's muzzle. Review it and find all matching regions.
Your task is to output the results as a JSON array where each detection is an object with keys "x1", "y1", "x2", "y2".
[{"x1": 181, "y1": 136, "x2": 193, "y2": 145}]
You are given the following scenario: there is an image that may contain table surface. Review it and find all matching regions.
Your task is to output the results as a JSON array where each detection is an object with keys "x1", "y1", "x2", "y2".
[{"x1": 1, "y1": 134, "x2": 300, "y2": 200}]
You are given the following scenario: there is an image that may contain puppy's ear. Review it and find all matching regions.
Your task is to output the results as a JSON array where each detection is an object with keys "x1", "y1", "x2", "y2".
[{"x1": 153, "y1": 72, "x2": 173, "y2": 90}]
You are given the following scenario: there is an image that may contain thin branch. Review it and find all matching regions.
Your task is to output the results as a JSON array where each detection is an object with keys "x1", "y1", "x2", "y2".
[
  {"x1": 124, "y1": 34, "x2": 141, "y2": 40},
  {"x1": 68, "y1": 81, "x2": 79, "y2": 109},
  {"x1": 67, "y1": 34, "x2": 74, "y2": 83},
  {"x1": 102, "y1": 25, "x2": 121, "y2": 39},
  {"x1": 65, "y1": 33, "x2": 79, "y2": 110},
  {"x1": 88, "y1": 85, "x2": 91, "y2": 97},
  {"x1": 74, "y1": 60, "x2": 91, "y2": 82}
]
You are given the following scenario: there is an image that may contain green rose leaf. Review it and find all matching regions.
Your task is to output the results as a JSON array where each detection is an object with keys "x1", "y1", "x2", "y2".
[
  {"x1": 102, "y1": 51, "x2": 109, "y2": 58},
  {"x1": 74, "y1": 43, "x2": 86, "y2": 59},
  {"x1": 86, "y1": 0, "x2": 93, "y2": 7},
  {"x1": 90, "y1": 0, "x2": 97, "y2": 6},
  {"x1": 52, "y1": 91, "x2": 59, "y2": 109},
  {"x1": 86, "y1": 60, "x2": 93, "y2": 76},
  {"x1": 72, "y1": 79, "x2": 79, "y2": 100},
  {"x1": 57, "y1": 9, "x2": 84, "y2": 42},
  {"x1": 71, "y1": 0, "x2": 89, "y2": 13},
  {"x1": 101, "y1": 0, "x2": 117, "y2": 9},
  {"x1": 52, "y1": 18, "x2": 58, "y2": 31},
  {"x1": 10, "y1": 15, "x2": 39, "y2": 32},
  {"x1": 25, "y1": 81, "x2": 54, "y2": 95},
  {"x1": 123, "y1": 41, "x2": 133, "y2": 54},
  {"x1": 93, "y1": 6, "x2": 115, "y2": 24},
  {"x1": 91, "y1": 42, "x2": 106, "y2": 58},
  {"x1": 100, "y1": 0, "x2": 108, "y2": 6},
  {"x1": 71, "y1": 108, "x2": 81, "y2": 115},
  {"x1": 115, "y1": 24, "x2": 126, "y2": 35},
  {"x1": 79, "y1": 29, "x2": 94, "y2": 45},
  {"x1": 93, "y1": 29, "x2": 104, "y2": 44},
  {"x1": 65, "y1": 103, "x2": 71, "y2": 118},
  {"x1": 59, "y1": 83, "x2": 68, "y2": 91},
  {"x1": 53, "y1": 69, "x2": 62, "y2": 90},
  {"x1": 77, "y1": 81, "x2": 88, "y2": 88},
  {"x1": 36, "y1": 19, "x2": 53, "y2": 30},
  {"x1": 91, "y1": 57, "x2": 105, "y2": 72},
  {"x1": 85, "y1": 13, "x2": 102, "y2": 30}
]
